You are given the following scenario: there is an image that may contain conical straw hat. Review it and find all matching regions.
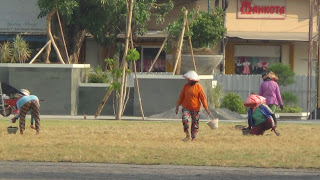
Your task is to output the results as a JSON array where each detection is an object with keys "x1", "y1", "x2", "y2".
[
  {"x1": 20, "y1": 89, "x2": 30, "y2": 96},
  {"x1": 183, "y1": 71, "x2": 200, "y2": 81}
]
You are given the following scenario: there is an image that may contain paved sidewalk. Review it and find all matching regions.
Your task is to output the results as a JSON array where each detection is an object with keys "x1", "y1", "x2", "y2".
[{"x1": 0, "y1": 161, "x2": 319, "y2": 180}]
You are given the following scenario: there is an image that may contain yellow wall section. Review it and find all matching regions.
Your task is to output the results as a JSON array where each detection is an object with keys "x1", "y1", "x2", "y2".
[{"x1": 225, "y1": 43, "x2": 235, "y2": 74}]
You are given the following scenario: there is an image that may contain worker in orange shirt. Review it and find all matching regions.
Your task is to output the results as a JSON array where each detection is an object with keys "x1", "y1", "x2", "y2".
[{"x1": 175, "y1": 71, "x2": 211, "y2": 141}]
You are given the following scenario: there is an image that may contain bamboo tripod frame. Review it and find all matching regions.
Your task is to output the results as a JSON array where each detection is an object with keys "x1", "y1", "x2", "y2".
[
  {"x1": 29, "y1": 11, "x2": 67, "y2": 64},
  {"x1": 147, "y1": 7, "x2": 200, "y2": 75}
]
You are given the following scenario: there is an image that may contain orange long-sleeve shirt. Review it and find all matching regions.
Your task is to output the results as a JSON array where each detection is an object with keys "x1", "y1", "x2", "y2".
[{"x1": 176, "y1": 83, "x2": 208, "y2": 111}]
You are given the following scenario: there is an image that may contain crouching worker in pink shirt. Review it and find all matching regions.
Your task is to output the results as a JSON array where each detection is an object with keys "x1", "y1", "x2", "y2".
[
  {"x1": 244, "y1": 94, "x2": 280, "y2": 136},
  {"x1": 11, "y1": 89, "x2": 40, "y2": 135}
]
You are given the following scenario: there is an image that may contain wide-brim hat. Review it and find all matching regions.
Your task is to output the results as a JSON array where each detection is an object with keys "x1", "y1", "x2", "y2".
[
  {"x1": 20, "y1": 89, "x2": 30, "y2": 96},
  {"x1": 262, "y1": 71, "x2": 279, "y2": 81},
  {"x1": 183, "y1": 71, "x2": 200, "y2": 81}
]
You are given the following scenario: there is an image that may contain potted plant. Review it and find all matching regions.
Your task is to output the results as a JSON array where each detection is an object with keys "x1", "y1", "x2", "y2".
[
  {"x1": 12, "y1": 34, "x2": 32, "y2": 63},
  {"x1": 165, "y1": 7, "x2": 226, "y2": 74}
]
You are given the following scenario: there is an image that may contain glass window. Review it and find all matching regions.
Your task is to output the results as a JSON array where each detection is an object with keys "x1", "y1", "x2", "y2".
[
  {"x1": 136, "y1": 47, "x2": 166, "y2": 72},
  {"x1": 234, "y1": 45, "x2": 281, "y2": 75}
]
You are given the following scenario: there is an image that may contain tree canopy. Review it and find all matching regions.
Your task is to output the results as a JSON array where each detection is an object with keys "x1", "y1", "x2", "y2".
[{"x1": 37, "y1": 0, "x2": 173, "y2": 63}]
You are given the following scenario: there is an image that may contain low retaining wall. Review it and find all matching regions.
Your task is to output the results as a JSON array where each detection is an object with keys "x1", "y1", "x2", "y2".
[
  {"x1": 134, "y1": 73, "x2": 215, "y2": 117},
  {"x1": 0, "y1": 64, "x2": 89, "y2": 115},
  {"x1": 78, "y1": 83, "x2": 134, "y2": 116}
]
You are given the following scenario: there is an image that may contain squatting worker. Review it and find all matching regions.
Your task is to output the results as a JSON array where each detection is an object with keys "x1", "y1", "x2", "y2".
[
  {"x1": 244, "y1": 94, "x2": 280, "y2": 136},
  {"x1": 11, "y1": 89, "x2": 40, "y2": 135},
  {"x1": 259, "y1": 71, "x2": 283, "y2": 113},
  {"x1": 175, "y1": 71, "x2": 211, "y2": 141}
]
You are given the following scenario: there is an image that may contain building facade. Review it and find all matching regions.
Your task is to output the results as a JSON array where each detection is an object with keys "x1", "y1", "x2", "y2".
[
  {"x1": 0, "y1": 0, "x2": 47, "y2": 63},
  {"x1": 0, "y1": 0, "x2": 318, "y2": 76},
  {"x1": 224, "y1": 0, "x2": 317, "y2": 75}
]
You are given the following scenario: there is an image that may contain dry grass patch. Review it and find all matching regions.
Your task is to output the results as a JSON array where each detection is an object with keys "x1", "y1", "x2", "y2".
[{"x1": 0, "y1": 119, "x2": 319, "y2": 169}]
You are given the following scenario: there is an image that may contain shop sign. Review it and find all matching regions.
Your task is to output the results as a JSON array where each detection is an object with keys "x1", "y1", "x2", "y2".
[
  {"x1": 0, "y1": 0, "x2": 46, "y2": 34},
  {"x1": 237, "y1": 0, "x2": 286, "y2": 19}
]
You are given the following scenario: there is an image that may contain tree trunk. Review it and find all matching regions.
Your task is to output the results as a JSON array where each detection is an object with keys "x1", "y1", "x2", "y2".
[
  {"x1": 69, "y1": 30, "x2": 87, "y2": 64},
  {"x1": 52, "y1": 13, "x2": 70, "y2": 64},
  {"x1": 50, "y1": 12, "x2": 86, "y2": 64},
  {"x1": 43, "y1": 9, "x2": 56, "y2": 63}
]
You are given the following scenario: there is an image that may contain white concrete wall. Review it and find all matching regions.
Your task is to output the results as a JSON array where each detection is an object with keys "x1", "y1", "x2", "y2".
[
  {"x1": 85, "y1": 38, "x2": 100, "y2": 68},
  {"x1": 293, "y1": 42, "x2": 317, "y2": 75}
]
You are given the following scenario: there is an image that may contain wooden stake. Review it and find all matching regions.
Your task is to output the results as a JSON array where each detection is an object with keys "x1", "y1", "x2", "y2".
[
  {"x1": 56, "y1": 11, "x2": 70, "y2": 64},
  {"x1": 117, "y1": 0, "x2": 134, "y2": 120},
  {"x1": 29, "y1": 40, "x2": 51, "y2": 64},
  {"x1": 172, "y1": 10, "x2": 188, "y2": 75},
  {"x1": 130, "y1": 31, "x2": 145, "y2": 120},
  {"x1": 50, "y1": 37, "x2": 65, "y2": 64},
  {"x1": 133, "y1": 60, "x2": 145, "y2": 120},
  {"x1": 186, "y1": 21, "x2": 197, "y2": 72},
  {"x1": 45, "y1": 9, "x2": 65, "y2": 64},
  {"x1": 146, "y1": 36, "x2": 168, "y2": 74},
  {"x1": 94, "y1": 90, "x2": 113, "y2": 118}
]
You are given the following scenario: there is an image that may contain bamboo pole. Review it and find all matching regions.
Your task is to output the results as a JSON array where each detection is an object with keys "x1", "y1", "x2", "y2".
[
  {"x1": 46, "y1": 9, "x2": 65, "y2": 64},
  {"x1": 29, "y1": 40, "x2": 52, "y2": 64},
  {"x1": 130, "y1": 32, "x2": 145, "y2": 120},
  {"x1": 94, "y1": 90, "x2": 113, "y2": 118},
  {"x1": 56, "y1": 11, "x2": 70, "y2": 64},
  {"x1": 117, "y1": 0, "x2": 134, "y2": 120},
  {"x1": 146, "y1": 36, "x2": 168, "y2": 74},
  {"x1": 50, "y1": 37, "x2": 65, "y2": 64},
  {"x1": 186, "y1": 21, "x2": 197, "y2": 72},
  {"x1": 172, "y1": 10, "x2": 188, "y2": 75}
]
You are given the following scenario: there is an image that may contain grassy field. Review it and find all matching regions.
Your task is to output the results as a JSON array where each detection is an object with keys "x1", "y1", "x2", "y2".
[{"x1": 0, "y1": 118, "x2": 319, "y2": 169}]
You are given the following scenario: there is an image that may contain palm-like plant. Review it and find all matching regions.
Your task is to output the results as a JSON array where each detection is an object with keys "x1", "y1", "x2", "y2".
[
  {"x1": 12, "y1": 34, "x2": 32, "y2": 63},
  {"x1": 0, "y1": 42, "x2": 13, "y2": 63}
]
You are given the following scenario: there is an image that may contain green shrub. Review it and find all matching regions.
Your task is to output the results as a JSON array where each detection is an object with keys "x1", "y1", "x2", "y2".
[
  {"x1": 281, "y1": 91, "x2": 298, "y2": 106},
  {"x1": 88, "y1": 66, "x2": 109, "y2": 83},
  {"x1": 279, "y1": 105, "x2": 302, "y2": 113},
  {"x1": 221, "y1": 92, "x2": 247, "y2": 114},
  {"x1": 268, "y1": 63, "x2": 295, "y2": 87},
  {"x1": 208, "y1": 83, "x2": 224, "y2": 108}
]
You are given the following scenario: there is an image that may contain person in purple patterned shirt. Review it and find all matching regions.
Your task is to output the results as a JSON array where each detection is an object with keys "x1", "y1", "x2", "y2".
[{"x1": 259, "y1": 72, "x2": 283, "y2": 113}]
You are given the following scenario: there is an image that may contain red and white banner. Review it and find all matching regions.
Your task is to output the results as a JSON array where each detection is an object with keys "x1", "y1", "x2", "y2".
[{"x1": 237, "y1": 0, "x2": 286, "y2": 19}]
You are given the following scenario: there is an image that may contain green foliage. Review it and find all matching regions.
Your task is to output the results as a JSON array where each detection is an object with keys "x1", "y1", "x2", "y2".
[
  {"x1": 38, "y1": 0, "x2": 173, "y2": 45},
  {"x1": 165, "y1": 7, "x2": 226, "y2": 48},
  {"x1": 88, "y1": 66, "x2": 109, "y2": 83},
  {"x1": 279, "y1": 105, "x2": 302, "y2": 113},
  {"x1": 126, "y1": 48, "x2": 140, "y2": 61},
  {"x1": 208, "y1": 83, "x2": 224, "y2": 108},
  {"x1": 103, "y1": 58, "x2": 125, "y2": 92},
  {"x1": 0, "y1": 35, "x2": 31, "y2": 63},
  {"x1": 37, "y1": 0, "x2": 78, "y2": 20},
  {"x1": 190, "y1": 8, "x2": 225, "y2": 48},
  {"x1": 109, "y1": 82, "x2": 121, "y2": 92},
  {"x1": 268, "y1": 63, "x2": 295, "y2": 87},
  {"x1": 221, "y1": 92, "x2": 247, "y2": 114},
  {"x1": 133, "y1": 0, "x2": 174, "y2": 35},
  {"x1": 12, "y1": 35, "x2": 32, "y2": 63},
  {"x1": 0, "y1": 42, "x2": 13, "y2": 63},
  {"x1": 281, "y1": 91, "x2": 298, "y2": 106}
]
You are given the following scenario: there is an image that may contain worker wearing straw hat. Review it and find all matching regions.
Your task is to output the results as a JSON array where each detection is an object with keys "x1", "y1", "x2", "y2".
[
  {"x1": 11, "y1": 89, "x2": 40, "y2": 135},
  {"x1": 175, "y1": 71, "x2": 211, "y2": 141},
  {"x1": 259, "y1": 71, "x2": 283, "y2": 113}
]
